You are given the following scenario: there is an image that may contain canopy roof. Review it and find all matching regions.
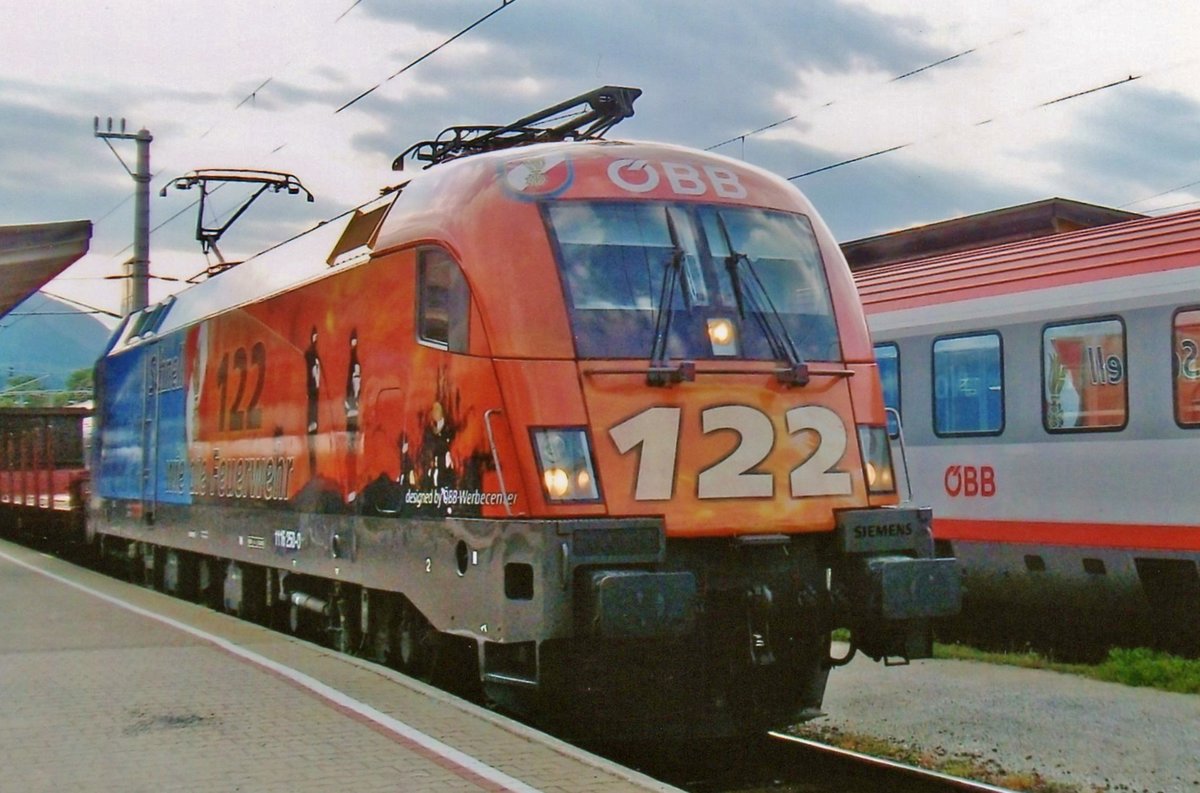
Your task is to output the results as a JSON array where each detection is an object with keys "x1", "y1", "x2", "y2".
[{"x1": 0, "y1": 220, "x2": 92, "y2": 319}]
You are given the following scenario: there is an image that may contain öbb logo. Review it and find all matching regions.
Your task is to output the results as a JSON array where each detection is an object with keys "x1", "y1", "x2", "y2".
[
  {"x1": 607, "y1": 159, "x2": 748, "y2": 199},
  {"x1": 944, "y1": 465, "x2": 996, "y2": 497}
]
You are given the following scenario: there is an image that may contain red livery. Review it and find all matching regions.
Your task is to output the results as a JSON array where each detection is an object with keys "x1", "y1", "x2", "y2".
[{"x1": 19, "y1": 88, "x2": 961, "y2": 739}]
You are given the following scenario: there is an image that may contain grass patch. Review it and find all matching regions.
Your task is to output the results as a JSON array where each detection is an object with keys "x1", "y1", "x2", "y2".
[
  {"x1": 1092, "y1": 647, "x2": 1200, "y2": 693},
  {"x1": 791, "y1": 724, "x2": 1087, "y2": 793},
  {"x1": 933, "y1": 642, "x2": 1200, "y2": 694}
]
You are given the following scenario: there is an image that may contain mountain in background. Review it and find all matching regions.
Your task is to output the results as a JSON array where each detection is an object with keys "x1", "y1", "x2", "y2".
[{"x1": 0, "y1": 292, "x2": 114, "y2": 390}]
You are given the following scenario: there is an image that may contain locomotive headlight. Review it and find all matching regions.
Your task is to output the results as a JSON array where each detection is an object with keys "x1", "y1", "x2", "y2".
[
  {"x1": 707, "y1": 317, "x2": 738, "y2": 356},
  {"x1": 858, "y1": 425, "x2": 896, "y2": 494},
  {"x1": 544, "y1": 467, "x2": 571, "y2": 497},
  {"x1": 533, "y1": 428, "x2": 601, "y2": 502}
]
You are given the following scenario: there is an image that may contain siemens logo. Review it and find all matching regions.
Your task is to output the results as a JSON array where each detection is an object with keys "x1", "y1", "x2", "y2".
[{"x1": 853, "y1": 523, "x2": 914, "y2": 540}]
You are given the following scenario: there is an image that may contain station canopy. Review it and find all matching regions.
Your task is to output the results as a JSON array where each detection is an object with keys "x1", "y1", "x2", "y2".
[{"x1": 0, "y1": 220, "x2": 92, "y2": 320}]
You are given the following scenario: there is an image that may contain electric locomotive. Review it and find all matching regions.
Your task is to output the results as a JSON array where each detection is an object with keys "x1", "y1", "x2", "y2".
[{"x1": 90, "y1": 87, "x2": 959, "y2": 739}]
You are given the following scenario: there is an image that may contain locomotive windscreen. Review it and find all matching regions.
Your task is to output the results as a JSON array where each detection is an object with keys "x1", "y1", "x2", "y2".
[{"x1": 544, "y1": 201, "x2": 842, "y2": 361}]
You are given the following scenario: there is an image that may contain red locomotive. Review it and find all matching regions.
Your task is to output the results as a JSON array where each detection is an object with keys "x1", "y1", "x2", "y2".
[{"x1": 45, "y1": 87, "x2": 955, "y2": 739}]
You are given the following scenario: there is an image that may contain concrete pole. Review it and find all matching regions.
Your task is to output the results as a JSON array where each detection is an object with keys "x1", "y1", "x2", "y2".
[
  {"x1": 94, "y1": 117, "x2": 153, "y2": 317},
  {"x1": 130, "y1": 128, "x2": 152, "y2": 315}
]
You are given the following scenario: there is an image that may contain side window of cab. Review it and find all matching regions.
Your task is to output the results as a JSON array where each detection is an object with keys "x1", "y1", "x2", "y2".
[{"x1": 418, "y1": 248, "x2": 470, "y2": 353}]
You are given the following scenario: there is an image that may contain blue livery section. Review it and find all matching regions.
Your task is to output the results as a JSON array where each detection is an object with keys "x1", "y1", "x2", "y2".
[
  {"x1": 151, "y1": 332, "x2": 190, "y2": 504},
  {"x1": 96, "y1": 331, "x2": 191, "y2": 505}
]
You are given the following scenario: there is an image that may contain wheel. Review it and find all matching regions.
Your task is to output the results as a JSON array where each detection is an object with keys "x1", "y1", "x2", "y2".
[
  {"x1": 197, "y1": 557, "x2": 225, "y2": 610},
  {"x1": 165, "y1": 550, "x2": 201, "y2": 600},
  {"x1": 365, "y1": 590, "x2": 396, "y2": 664},
  {"x1": 394, "y1": 598, "x2": 434, "y2": 679},
  {"x1": 331, "y1": 585, "x2": 362, "y2": 655}
]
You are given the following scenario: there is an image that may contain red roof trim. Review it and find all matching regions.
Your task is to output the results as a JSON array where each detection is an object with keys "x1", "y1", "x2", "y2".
[{"x1": 856, "y1": 209, "x2": 1200, "y2": 312}]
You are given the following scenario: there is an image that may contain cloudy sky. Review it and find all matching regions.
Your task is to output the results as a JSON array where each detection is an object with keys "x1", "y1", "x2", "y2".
[{"x1": 3, "y1": 0, "x2": 1200, "y2": 318}]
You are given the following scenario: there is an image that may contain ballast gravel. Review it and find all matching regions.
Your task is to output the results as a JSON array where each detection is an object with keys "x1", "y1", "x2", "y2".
[{"x1": 804, "y1": 649, "x2": 1200, "y2": 792}]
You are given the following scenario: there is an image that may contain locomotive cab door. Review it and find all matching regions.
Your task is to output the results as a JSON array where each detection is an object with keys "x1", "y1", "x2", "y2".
[{"x1": 140, "y1": 341, "x2": 161, "y2": 523}]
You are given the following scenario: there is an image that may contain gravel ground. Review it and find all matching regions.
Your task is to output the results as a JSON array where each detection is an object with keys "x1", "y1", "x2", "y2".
[{"x1": 809, "y1": 648, "x2": 1200, "y2": 792}]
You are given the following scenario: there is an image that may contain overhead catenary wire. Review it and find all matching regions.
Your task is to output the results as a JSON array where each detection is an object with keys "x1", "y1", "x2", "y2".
[
  {"x1": 335, "y1": 1, "x2": 364, "y2": 23},
  {"x1": 787, "y1": 71, "x2": 1142, "y2": 181},
  {"x1": 37, "y1": 290, "x2": 122, "y2": 318},
  {"x1": 105, "y1": 193, "x2": 205, "y2": 260},
  {"x1": 112, "y1": 1, "x2": 512, "y2": 252},
  {"x1": 706, "y1": 33, "x2": 1022, "y2": 154},
  {"x1": 706, "y1": 0, "x2": 1128, "y2": 155},
  {"x1": 335, "y1": 0, "x2": 518, "y2": 114},
  {"x1": 126, "y1": 1, "x2": 521, "y2": 267},
  {"x1": 200, "y1": 0, "x2": 369, "y2": 138},
  {"x1": 70, "y1": 0, "x2": 1199, "y2": 317},
  {"x1": 89, "y1": 0, "x2": 374, "y2": 290},
  {"x1": 706, "y1": 44, "x2": 985, "y2": 153},
  {"x1": 63, "y1": 0, "x2": 510, "y2": 322},
  {"x1": 1140, "y1": 198, "x2": 1200, "y2": 214},
  {"x1": 1037, "y1": 74, "x2": 1139, "y2": 107},
  {"x1": 102, "y1": 1, "x2": 1030, "y2": 263},
  {"x1": 1123, "y1": 177, "x2": 1200, "y2": 210},
  {"x1": 888, "y1": 47, "x2": 979, "y2": 83},
  {"x1": 0, "y1": 290, "x2": 121, "y2": 334},
  {"x1": 94, "y1": 192, "x2": 134, "y2": 225},
  {"x1": 789, "y1": 144, "x2": 911, "y2": 180}
]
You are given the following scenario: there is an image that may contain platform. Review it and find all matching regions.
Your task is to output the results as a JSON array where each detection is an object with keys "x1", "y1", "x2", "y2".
[{"x1": 0, "y1": 538, "x2": 680, "y2": 793}]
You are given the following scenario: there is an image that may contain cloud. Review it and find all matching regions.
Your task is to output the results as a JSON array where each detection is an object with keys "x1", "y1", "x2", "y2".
[
  {"x1": 347, "y1": 0, "x2": 945, "y2": 146},
  {"x1": 0, "y1": 93, "x2": 131, "y2": 222},
  {"x1": 1043, "y1": 87, "x2": 1200, "y2": 211},
  {"x1": 6, "y1": 0, "x2": 1200, "y2": 316}
]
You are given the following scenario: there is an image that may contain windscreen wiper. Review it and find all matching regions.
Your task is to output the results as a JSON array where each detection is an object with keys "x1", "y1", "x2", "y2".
[
  {"x1": 647, "y1": 208, "x2": 696, "y2": 386},
  {"x1": 715, "y1": 212, "x2": 809, "y2": 386}
]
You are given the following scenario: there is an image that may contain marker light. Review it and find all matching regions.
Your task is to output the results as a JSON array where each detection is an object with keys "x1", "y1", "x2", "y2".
[
  {"x1": 533, "y1": 428, "x2": 601, "y2": 502},
  {"x1": 707, "y1": 317, "x2": 738, "y2": 356},
  {"x1": 858, "y1": 425, "x2": 896, "y2": 494}
]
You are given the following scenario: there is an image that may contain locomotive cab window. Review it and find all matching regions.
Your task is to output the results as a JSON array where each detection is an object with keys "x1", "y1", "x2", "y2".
[
  {"x1": 1042, "y1": 317, "x2": 1127, "y2": 432},
  {"x1": 874, "y1": 342, "x2": 900, "y2": 437},
  {"x1": 544, "y1": 201, "x2": 841, "y2": 362},
  {"x1": 418, "y1": 248, "x2": 470, "y2": 352},
  {"x1": 1172, "y1": 308, "x2": 1200, "y2": 427},
  {"x1": 932, "y1": 332, "x2": 1003, "y2": 436}
]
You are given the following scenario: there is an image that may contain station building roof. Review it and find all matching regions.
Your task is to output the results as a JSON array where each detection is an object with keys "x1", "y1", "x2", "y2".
[
  {"x1": 855, "y1": 206, "x2": 1200, "y2": 316},
  {"x1": 841, "y1": 198, "x2": 1142, "y2": 271}
]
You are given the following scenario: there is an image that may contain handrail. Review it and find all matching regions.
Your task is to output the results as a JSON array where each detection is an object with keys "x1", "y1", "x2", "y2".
[
  {"x1": 483, "y1": 408, "x2": 512, "y2": 516},
  {"x1": 886, "y1": 407, "x2": 914, "y2": 503}
]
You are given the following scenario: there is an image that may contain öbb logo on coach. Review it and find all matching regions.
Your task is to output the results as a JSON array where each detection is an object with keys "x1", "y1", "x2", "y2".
[{"x1": 944, "y1": 465, "x2": 995, "y2": 497}]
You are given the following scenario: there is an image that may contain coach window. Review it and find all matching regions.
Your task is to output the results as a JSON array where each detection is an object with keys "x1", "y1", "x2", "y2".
[
  {"x1": 418, "y1": 248, "x2": 470, "y2": 353},
  {"x1": 1172, "y1": 308, "x2": 1200, "y2": 427},
  {"x1": 874, "y1": 342, "x2": 900, "y2": 437},
  {"x1": 932, "y1": 332, "x2": 1003, "y2": 436},
  {"x1": 1042, "y1": 317, "x2": 1126, "y2": 432}
]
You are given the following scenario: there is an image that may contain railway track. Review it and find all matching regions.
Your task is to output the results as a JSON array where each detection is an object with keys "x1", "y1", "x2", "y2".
[
  {"x1": 596, "y1": 731, "x2": 1015, "y2": 793},
  {"x1": 764, "y1": 731, "x2": 1014, "y2": 793}
]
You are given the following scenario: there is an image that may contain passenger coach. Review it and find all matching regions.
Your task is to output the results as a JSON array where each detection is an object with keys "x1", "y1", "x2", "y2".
[{"x1": 859, "y1": 209, "x2": 1200, "y2": 657}]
